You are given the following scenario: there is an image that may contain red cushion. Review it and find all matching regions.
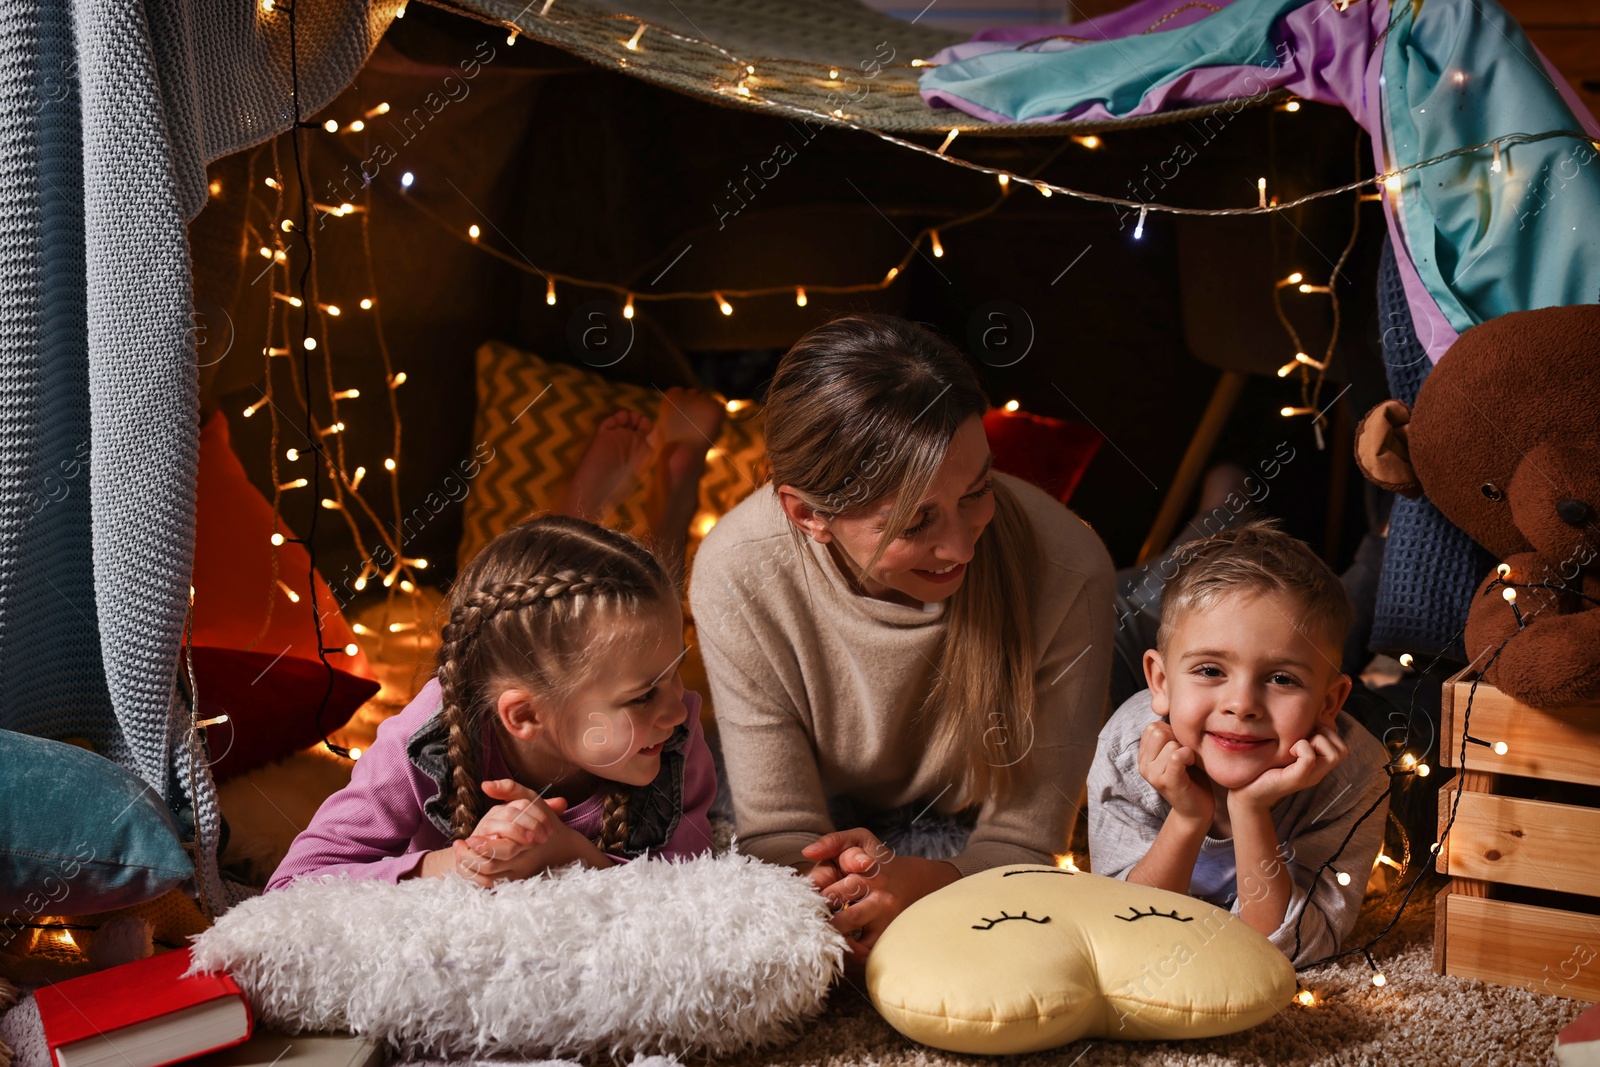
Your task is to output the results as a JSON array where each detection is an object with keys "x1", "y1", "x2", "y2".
[
  {"x1": 192, "y1": 410, "x2": 374, "y2": 681},
  {"x1": 191, "y1": 645, "x2": 380, "y2": 781},
  {"x1": 983, "y1": 408, "x2": 1103, "y2": 504}
]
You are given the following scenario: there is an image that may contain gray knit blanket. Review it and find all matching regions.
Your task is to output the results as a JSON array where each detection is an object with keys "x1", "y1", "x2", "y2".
[{"x1": 0, "y1": 0, "x2": 388, "y2": 912}]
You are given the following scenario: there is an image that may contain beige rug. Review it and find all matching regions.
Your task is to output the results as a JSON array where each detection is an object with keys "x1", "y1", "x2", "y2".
[{"x1": 714, "y1": 881, "x2": 1586, "y2": 1067}]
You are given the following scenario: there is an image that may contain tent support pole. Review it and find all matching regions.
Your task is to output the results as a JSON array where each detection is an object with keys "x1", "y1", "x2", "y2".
[{"x1": 1135, "y1": 368, "x2": 1247, "y2": 567}]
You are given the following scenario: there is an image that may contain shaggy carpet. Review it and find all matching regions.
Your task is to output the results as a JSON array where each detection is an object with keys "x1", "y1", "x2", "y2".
[{"x1": 699, "y1": 882, "x2": 1585, "y2": 1067}]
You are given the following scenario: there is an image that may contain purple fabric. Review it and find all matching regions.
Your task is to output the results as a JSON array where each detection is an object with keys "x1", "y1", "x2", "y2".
[
  {"x1": 938, "y1": 0, "x2": 1232, "y2": 56},
  {"x1": 266, "y1": 678, "x2": 718, "y2": 889},
  {"x1": 922, "y1": 0, "x2": 1464, "y2": 360}
]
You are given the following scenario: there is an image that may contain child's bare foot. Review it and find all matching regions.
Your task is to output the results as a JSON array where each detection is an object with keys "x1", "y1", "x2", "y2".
[
  {"x1": 561, "y1": 410, "x2": 653, "y2": 521},
  {"x1": 650, "y1": 386, "x2": 726, "y2": 450},
  {"x1": 649, "y1": 440, "x2": 711, "y2": 583}
]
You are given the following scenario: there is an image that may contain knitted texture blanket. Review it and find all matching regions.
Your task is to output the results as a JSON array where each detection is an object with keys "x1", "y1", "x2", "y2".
[{"x1": 0, "y1": 0, "x2": 389, "y2": 912}]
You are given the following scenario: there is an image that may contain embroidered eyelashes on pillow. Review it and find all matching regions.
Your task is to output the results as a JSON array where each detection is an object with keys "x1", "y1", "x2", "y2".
[{"x1": 866, "y1": 864, "x2": 1296, "y2": 1053}]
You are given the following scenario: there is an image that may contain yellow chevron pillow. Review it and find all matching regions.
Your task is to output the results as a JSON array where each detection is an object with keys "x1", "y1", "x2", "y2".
[{"x1": 458, "y1": 341, "x2": 767, "y2": 573}]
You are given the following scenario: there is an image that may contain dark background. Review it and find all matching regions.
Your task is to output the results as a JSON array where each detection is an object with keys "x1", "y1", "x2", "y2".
[{"x1": 190, "y1": 3, "x2": 1395, "y2": 608}]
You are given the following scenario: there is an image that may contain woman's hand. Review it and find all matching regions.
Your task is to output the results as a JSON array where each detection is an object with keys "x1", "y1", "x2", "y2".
[{"x1": 801, "y1": 828, "x2": 962, "y2": 968}]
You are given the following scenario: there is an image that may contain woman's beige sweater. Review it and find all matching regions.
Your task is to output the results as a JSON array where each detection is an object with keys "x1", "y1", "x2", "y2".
[{"x1": 688, "y1": 472, "x2": 1115, "y2": 876}]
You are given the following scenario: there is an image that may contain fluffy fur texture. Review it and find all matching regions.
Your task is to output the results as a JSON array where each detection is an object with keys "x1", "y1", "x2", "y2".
[{"x1": 189, "y1": 851, "x2": 845, "y2": 1061}]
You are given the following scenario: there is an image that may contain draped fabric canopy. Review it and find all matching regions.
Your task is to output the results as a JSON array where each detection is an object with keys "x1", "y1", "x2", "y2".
[{"x1": 0, "y1": 0, "x2": 390, "y2": 909}]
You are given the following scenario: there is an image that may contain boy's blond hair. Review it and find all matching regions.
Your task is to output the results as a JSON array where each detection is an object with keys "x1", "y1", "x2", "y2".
[{"x1": 1157, "y1": 518, "x2": 1354, "y2": 657}]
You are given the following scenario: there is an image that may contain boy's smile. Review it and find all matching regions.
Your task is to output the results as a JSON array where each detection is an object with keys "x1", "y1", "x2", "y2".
[{"x1": 1145, "y1": 588, "x2": 1351, "y2": 793}]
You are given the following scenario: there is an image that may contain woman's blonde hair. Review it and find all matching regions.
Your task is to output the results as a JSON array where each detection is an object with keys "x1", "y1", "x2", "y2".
[
  {"x1": 765, "y1": 314, "x2": 1041, "y2": 807},
  {"x1": 434, "y1": 514, "x2": 675, "y2": 849}
]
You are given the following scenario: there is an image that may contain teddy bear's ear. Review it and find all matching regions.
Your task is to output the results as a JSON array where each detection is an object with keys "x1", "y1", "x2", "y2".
[{"x1": 1354, "y1": 400, "x2": 1423, "y2": 498}]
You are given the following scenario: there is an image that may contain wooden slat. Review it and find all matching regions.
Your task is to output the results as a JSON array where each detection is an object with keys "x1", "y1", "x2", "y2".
[
  {"x1": 1436, "y1": 776, "x2": 1499, "y2": 897},
  {"x1": 1441, "y1": 894, "x2": 1600, "y2": 1001},
  {"x1": 1442, "y1": 789, "x2": 1600, "y2": 896},
  {"x1": 1441, "y1": 673, "x2": 1600, "y2": 787}
]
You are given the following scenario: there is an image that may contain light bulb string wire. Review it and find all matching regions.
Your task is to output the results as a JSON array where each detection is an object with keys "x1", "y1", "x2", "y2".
[
  {"x1": 369, "y1": 124, "x2": 1078, "y2": 303},
  {"x1": 1291, "y1": 632, "x2": 1514, "y2": 975},
  {"x1": 286, "y1": 1, "x2": 350, "y2": 760}
]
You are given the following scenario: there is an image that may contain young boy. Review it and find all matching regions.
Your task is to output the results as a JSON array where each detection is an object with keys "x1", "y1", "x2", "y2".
[{"x1": 1087, "y1": 519, "x2": 1390, "y2": 965}]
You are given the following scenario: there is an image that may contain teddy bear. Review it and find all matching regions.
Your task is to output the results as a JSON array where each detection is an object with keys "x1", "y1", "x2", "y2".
[{"x1": 1354, "y1": 303, "x2": 1600, "y2": 708}]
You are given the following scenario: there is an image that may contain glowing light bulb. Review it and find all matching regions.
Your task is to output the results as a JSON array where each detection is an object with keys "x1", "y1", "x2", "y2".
[
  {"x1": 506, "y1": 30, "x2": 519, "y2": 45},
  {"x1": 1399, "y1": 653, "x2": 1414, "y2": 667},
  {"x1": 1056, "y1": 853, "x2": 1080, "y2": 873},
  {"x1": 360, "y1": 298, "x2": 374, "y2": 310},
  {"x1": 354, "y1": 578, "x2": 367, "y2": 591},
  {"x1": 384, "y1": 457, "x2": 397, "y2": 471},
  {"x1": 1383, "y1": 172, "x2": 1403, "y2": 193},
  {"x1": 716, "y1": 293, "x2": 733, "y2": 316},
  {"x1": 278, "y1": 478, "x2": 308, "y2": 491},
  {"x1": 1284, "y1": 100, "x2": 1301, "y2": 112},
  {"x1": 829, "y1": 68, "x2": 839, "y2": 79},
  {"x1": 1071, "y1": 135, "x2": 1101, "y2": 149},
  {"x1": 271, "y1": 532, "x2": 285, "y2": 546},
  {"x1": 1277, "y1": 361, "x2": 1298, "y2": 378},
  {"x1": 1004, "y1": 399, "x2": 1020, "y2": 412},
  {"x1": 303, "y1": 337, "x2": 317, "y2": 350},
  {"x1": 349, "y1": 747, "x2": 363, "y2": 760},
  {"x1": 276, "y1": 580, "x2": 300, "y2": 604},
  {"x1": 1134, "y1": 205, "x2": 1147, "y2": 239},
  {"x1": 1036, "y1": 183, "x2": 1052, "y2": 198},
  {"x1": 350, "y1": 466, "x2": 366, "y2": 489},
  {"x1": 725, "y1": 399, "x2": 746, "y2": 413},
  {"x1": 1491, "y1": 143, "x2": 1502, "y2": 174},
  {"x1": 1257, "y1": 176, "x2": 1267, "y2": 208},
  {"x1": 546, "y1": 278, "x2": 557, "y2": 305},
  {"x1": 390, "y1": 372, "x2": 407, "y2": 387},
  {"x1": 280, "y1": 219, "x2": 294, "y2": 232},
  {"x1": 325, "y1": 304, "x2": 341, "y2": 316},
  {"x1": 1371, "y1": 972, "x2": 1387, "y2": 987},
  {"x1": 344, "y1": 643, "x2": 359, "y2": 656},
  {"x1": 1401, "y1": 753, "x2": 1417, "y2": 768},
  {"x1": 1295, "y1": 989, "x2": 1316, "y2": 1007},
  {"x1": 1336, "y1": 871, "x2": 1351, "y2": 886},
  {"x1": 795, "y1": 286, "x2": 807, "y2": 307},
  {"x1": 1287, "y1": 272, "x2": 1303, "y2": 284},
  {"x1": 243, "y1": 398, "x2": 268, "y2": 418},
  {"x1": 349, "y1": 120, "x2": 365, "y2": 132},
  {"x1": 625, "y1": 23, "x2": 645, "y2": 49},
  {"x1": 400, "y1": 580, "x2": 415, "y2": 593},
  {"x1": 401, "y1": 171, "x2": 414, "y2": 189},
  {"x1": 1503, "y1": 586, "x2": 1518, "y2": 603},
  {"x1": 208, "y1": 179, "x2": 222, "y2": 197},
  {"x1": 884, "y1": 266, "x2": 899, "y2": 283},
  {"x1": 323, "y1": 119, "x2": 339, "y2": 133},
  {"x1": 997, "y1": 173, "x2": 1010, "y2": 190},
  {"x1": 1493, "y1": 741, "x2": 1509, "y2": 755},
  {"x1": 468, "y1": 224, "x2": 480, "y2": 240},
  {"x1": 264, "y1": 177, "x2": 279, "y2": 189},
  {"x1": 623, "y1": 294, "x2": 635, "y2": 319},
  {"x1": 937, "y1": 128, "x2": 959, "y2": 154},
  {"x1": 930, "y1": 230, "x2": 944, "y2": 257},
  {"x1": 1497, "y1": 563, "x2": 1512, "y2": 579}
]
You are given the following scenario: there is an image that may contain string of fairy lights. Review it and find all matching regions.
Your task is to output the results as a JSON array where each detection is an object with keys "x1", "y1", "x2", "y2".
[
  {"x1": 235, "y1": 0, "x2": 1591, "y2": 1000},
  {"x1": 340, "y1": 0, "x2": 1594, "y2": 443}
]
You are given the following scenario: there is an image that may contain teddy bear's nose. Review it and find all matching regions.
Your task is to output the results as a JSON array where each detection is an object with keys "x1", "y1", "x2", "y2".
[{"x1": 1557, "y1": 498, "x2": 1594, "y2": 527}]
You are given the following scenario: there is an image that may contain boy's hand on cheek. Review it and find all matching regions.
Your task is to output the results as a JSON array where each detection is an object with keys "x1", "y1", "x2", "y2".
[
  {"x1": 1230, "y1": 723, "x2": 1349, "y2": 812},
  {"x1": 1137, "y1": 720, "x2": 1214, "y2": 827}
]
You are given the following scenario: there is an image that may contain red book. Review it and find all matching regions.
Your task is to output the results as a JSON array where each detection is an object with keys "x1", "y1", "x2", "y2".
[{"x1": 35, "y1": 948, "x2": 252, "y2": 1067}]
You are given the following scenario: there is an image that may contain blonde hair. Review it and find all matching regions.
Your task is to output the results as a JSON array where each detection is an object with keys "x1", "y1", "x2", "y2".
[
  {"x1": 1158, "y1": 518, "x2": 1354, "y2": 656},
  {"x1": 765, "y1": 314, "x2": 1040, "y2": 808},
  {"x1": 435, "y1": 515, "x2": 675, "y2": 849}
]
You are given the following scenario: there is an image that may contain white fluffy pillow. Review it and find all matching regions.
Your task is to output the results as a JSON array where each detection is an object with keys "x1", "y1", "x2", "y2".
[{"x1": 189, "y1": 852, "x2": 845, "y2": 1060}]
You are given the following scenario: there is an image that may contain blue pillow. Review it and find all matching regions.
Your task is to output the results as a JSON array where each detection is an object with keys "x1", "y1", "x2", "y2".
[{"x1": 0, "y1": 729, "x2": 193, "y2": 916}]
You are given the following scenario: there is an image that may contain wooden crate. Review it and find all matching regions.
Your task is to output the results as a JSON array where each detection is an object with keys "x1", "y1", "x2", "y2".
[{"x1": 1434, "y1": 669, "x2": 1600, "y2": 1001}]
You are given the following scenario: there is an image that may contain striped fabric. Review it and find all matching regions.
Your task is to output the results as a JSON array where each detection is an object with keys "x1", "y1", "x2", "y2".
[{"x1": 458, "y1": 341, "x2": 767, "y2": 573}]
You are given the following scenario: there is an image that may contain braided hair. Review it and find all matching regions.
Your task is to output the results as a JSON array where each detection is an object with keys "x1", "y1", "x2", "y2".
[{"x1": 434, "y1": 515, "x2": 674, "y2": 848}]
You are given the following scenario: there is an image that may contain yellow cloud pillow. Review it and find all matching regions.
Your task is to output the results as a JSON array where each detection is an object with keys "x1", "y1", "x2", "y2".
[{"x1": 866, "y1": 864, "x2": 1296, "y2": 1053}]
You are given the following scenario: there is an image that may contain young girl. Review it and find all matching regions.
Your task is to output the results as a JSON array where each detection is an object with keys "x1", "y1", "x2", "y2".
[{"x1": 267, "y1": 515, "x2": 717, "y2": 889}]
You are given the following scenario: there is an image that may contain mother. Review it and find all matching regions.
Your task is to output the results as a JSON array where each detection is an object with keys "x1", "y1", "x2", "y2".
[{"x1": 689, "y1": 314, "x2": 1114, "y2": 959}]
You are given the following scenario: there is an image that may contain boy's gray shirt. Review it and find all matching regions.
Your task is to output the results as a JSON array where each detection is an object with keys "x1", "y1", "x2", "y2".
[{"x1": 1087, "y1": 689, "x2": 1390, "y2": 965}]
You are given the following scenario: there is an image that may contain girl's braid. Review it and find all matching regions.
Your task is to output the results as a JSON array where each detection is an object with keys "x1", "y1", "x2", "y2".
[{"x1": 597, "y1": 787, "x2": 631, "y2": 855}]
